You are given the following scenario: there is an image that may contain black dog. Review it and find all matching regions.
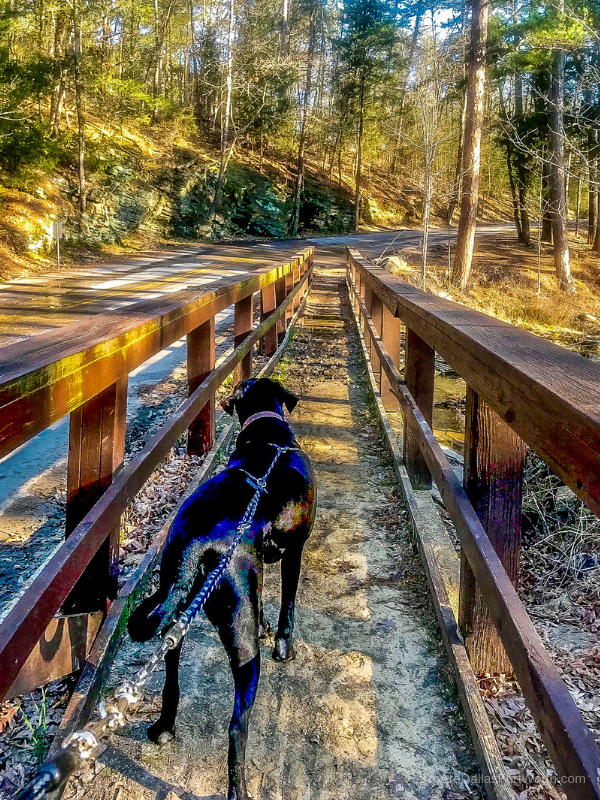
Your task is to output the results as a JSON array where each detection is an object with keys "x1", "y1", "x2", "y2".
[{"x1": 128, "y1": 378, "x2": 316, "y2": 800}]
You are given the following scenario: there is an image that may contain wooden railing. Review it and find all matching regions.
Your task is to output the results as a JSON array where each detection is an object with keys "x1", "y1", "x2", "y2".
[
  {"x1": 346, "y1": 247, "x2": 600, "y2": 800},
  {"x1": 0, "y1": 247, "x2": 313, "y2": 700}
]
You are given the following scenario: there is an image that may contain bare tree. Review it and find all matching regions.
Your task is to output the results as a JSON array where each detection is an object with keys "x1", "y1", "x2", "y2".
[
  {"x1": 70, "y1": 0, "x2": 86, "y2": 215},
  {"x1": 547, "y1": 0, "x2": 574, "y2": 292},
  {"x1": 451, "y1": 0, "x2": 490, "y2": 290},
  {"x1": 209, "y1": 0, "x2": 235, "y2": 220},
  {"x1": 290, "y1": 0, "x2": 317, "y2": 236}
]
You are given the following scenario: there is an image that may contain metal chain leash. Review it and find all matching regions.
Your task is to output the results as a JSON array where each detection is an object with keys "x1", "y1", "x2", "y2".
[{"x1": 16, "y1": 444, "x2": 296, "y2": 800}]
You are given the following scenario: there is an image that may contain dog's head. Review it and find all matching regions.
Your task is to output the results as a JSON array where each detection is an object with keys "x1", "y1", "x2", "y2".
[{"x1": 221, "y1": 378, "x2": 298, "y2": 425}]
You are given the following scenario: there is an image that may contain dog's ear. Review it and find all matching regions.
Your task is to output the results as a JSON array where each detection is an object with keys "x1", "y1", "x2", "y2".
[
  {"x1": 221, "y1": 396, "x2": 236, "y2": 415},
  {"x1": 221, "y1": 381, "x2": 248, "y2": 415},
  {"x1": 274, "y1": 382, "x2": 298, "y2": 414}
]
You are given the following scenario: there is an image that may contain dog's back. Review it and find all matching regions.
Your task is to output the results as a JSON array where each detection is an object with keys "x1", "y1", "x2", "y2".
[
  {"x1": 129, "y1": 437, "x2": 315, "y2": 660},
  {"x1": 127, "y1": 378, "x2": 316, "y2": 800},
  {"x1": 128, "y1": 378, "x2": 316, "y2": 654}
]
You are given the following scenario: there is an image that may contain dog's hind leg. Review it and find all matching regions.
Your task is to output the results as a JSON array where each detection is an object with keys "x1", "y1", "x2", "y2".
[
  {"x1": 147, "y1": 639, "x2": 183, "y2": 745},
  {"x1": 228, "y1": 653, "x2": 260, "y2": 800},
  {"x1": 273, "y1": 544, "x2": 304, "y2": 662}
]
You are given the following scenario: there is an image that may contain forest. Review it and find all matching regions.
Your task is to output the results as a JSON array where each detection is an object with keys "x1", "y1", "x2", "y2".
[{"x1": 1, "y1": 0, "x2": 600, "y2": 292}]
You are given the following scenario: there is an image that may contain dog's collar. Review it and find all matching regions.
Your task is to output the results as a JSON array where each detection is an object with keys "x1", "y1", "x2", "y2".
[{"x1": 241, "y1": 411, "x2": 285, "y2": 431}]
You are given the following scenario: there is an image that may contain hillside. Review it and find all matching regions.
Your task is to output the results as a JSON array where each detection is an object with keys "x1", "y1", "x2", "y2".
[
  {"x1": 0, "y1": 113, "x2": 516, "y2": 283},
  {"x1": 0, "y1": 113, "x2": 430, "y2": 282}
]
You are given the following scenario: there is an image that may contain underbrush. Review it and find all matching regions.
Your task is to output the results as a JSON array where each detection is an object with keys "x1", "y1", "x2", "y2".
[{"x1": 384, "y1": 231, "x2": 600, "y2": 355}]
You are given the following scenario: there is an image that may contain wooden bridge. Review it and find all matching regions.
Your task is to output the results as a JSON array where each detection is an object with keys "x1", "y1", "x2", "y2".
[{"x1": 1, "y1": 243, "x2": 599, "y2": 800}]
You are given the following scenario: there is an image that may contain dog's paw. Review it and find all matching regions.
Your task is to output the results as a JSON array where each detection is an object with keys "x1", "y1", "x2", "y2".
[
  {"x1": 147, "y1": 722, "x2": 175, "y2": 745},
  {"x1": 273, "y1": 636, "x2": 294, "y2": 662}
]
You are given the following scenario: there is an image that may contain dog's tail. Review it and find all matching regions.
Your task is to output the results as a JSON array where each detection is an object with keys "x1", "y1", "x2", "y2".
[{"x1": 127, "y1": 591, "x2": 167, "y2": 642}]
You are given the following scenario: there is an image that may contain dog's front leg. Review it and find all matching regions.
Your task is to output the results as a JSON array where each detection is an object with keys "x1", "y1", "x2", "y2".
[
  {"x1": 228, "y1": 653, "x2": 260, "y2": 800},
  {"x1": 148, "y1": 639, "x2": 183, "y2": 744},
  {"x1": 274, "y1": 544, "x2": 304, "y2": 662}
]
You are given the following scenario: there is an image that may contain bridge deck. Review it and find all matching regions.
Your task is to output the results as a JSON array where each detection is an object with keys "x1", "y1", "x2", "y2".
[{"x1": 65, "y1": 263, "x2": 479, "y2": 800}]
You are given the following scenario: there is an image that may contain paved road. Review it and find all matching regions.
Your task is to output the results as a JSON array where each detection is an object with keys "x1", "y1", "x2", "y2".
[
  {"x1": 0, "y1": 225, "x2": 508, "y2": 622},
  {"x1": 0, "y1": 225, "x2": 511, "y2": 347}
]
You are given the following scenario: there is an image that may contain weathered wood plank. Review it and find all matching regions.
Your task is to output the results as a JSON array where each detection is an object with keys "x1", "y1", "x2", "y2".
[
  {"x1": 380, "y1": 306, "x2": 400, "y2": 412},
  {"x1": 234, "y1": 294, "x2": 253, "y2": 384},
  {"x1": 292, "y1": 257, "x2": 300, "y2": 312},
  {"x1": 404, "y1": 328, "x2": 435, "y2": 490},
  {"x1": 285, "y1": 270, "x2": 293, "y2": 325},
  {"x1": 370, "y1": 291, "x2": 383, "y2": 387},
  {"x1": 64, "y1": 377, "x2": 127, "y2": 613},
  {"x1": 187, "y1": 319, "x2": 216, "y2": 456},
  {"x1": 350, "y1": 272, "x2": 600, "y2": 800},
  {"x1": 5, "y1": 612, "x2": 103, "y2": 701},
  {"x1": 459, "y1": 387, "x2": 525, "y2": 676},
  {"x1": 347, "y1": 248, "x2": 600, "y2": 518},
  {"x1": 260, "y1": 284, "x2": 277, "y2": 356},
  {"x1": 275, "y1": 275, "x2": 286, "y2": 340}
]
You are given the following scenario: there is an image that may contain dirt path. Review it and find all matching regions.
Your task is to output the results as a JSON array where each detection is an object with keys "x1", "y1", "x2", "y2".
[{"x1": 65, "y1": 262, "x2": 480, "y2": 800}]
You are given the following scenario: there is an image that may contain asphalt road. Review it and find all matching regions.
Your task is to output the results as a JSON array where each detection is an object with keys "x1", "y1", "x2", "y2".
[{"x1": 0, "y1": 225, "x2": 511, "y2": 348}]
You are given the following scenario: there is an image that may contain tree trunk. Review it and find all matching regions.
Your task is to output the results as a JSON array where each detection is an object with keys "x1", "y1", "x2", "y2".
[
  {"x1": 541, "y1": 157, "x2": 553, "y2": 243},
  {"x1": 290, "y1": 3, "x2": 316, "y2": 236},
  {"x1": 73, "y1": 0, "x2": 86, "y2": 215},
  {"x1": 446, "y1": 93, "x2": 467, "y2": 225},
  {"x1": 208, "y1": 0, "x2": 235, "y2": 220},
  {"x1": 594, "y1": 190, "x2": 600, "y2": 253},
  {"x1": 451, "y1": 0, "x2": 490, "y2": 290},
  {"x1": 354, "y1": 82, "x2": 365, "y2": 233},
  {"x1": 514, "y1": 71, "x2": 530, "y2": 245},
  {"x1": 564, "y1": 151, "x2": 571, "y2": 219},
  {"x1": 189, "y1": 0, "x2": 200, "y2": 122},
  {"x1": 547, "y1": 8, "x2": 574, "y2": 292},
  {"x1": 588, "y1": 128, "x2": 597, "y2": 245},
  {"x1": 422, "y1": 172, "x2": 431, "y2": 286},
  {"x1": 390, "y1": 4, "x2": 422, "y2": 175},
  {"x1": 506, "y1": 149, "x2": 522, "y2": 241},
  {"x1": 281, "y1": 0, "x2": 289, "y2": 55},
  {"x1": 517, "y1": 160, "x2": 531, "y2": 245},
  {"x1": 575, "y1": 176, "x2": 581, "y2": 238}
]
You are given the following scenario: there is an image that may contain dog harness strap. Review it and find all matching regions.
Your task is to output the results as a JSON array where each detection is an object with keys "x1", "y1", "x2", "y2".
[
  {"x1": 241, "y1": 410, "x2": 285, "y2": 431},
  {"x1": 163, "y1": 444, "x2": 299, "y2": 646}
]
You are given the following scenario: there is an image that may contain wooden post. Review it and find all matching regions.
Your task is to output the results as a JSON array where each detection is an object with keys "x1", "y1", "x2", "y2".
[
  {"x1": 404, "y1": 327, "x2": 434, "y2": 489},
  {"x1": 187, "y1": 318, "x2": 215, "y2": 456},
  {"x1": 260, "y1": 283, "x2": 278, "y2": 356},
  {"x1": 292, "y1": 258, "x2": 300, "y2": 312},
  {"x1": 370, "y1": 291, "x2": 383, "y2": 389},
  {"x1": 285, "y1": 267, "x2": 293, "y2": 325},
  {"x1": 64, "y1": 377, "x2": 128, "y2": 612},
  {"x1": 234, "y1": 294, "x2": 253, "y2": 384},
  {"x1": 381, "y1": 305, "x2": 401, "y2": 411},
  {"x1": 301, "y1": 258, "x2": 308, "y2": 300},
  {"x1": 459, "y1": 386, "x2": 525, "y2": 675},
  {"x1": 275, "y1": 275, "x2": 286, "y2": 341},
  {"x1": 363, "y1": 282, "x2": 373, "y2": 356}
]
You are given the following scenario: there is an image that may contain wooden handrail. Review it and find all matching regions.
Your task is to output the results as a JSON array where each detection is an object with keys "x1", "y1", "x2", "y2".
[
  {"x1": 347, "y1": 248, "x2": 600, "y2": 518},
  {"x1": 0, "y1": 249, "x2": 313, "y2": 700},
  {"x1": 0, "y1": 251, "x2": 312, "y2": 460},
  {"x1": 346, "y1": 248, "x2": 600, "y2": 800}
]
